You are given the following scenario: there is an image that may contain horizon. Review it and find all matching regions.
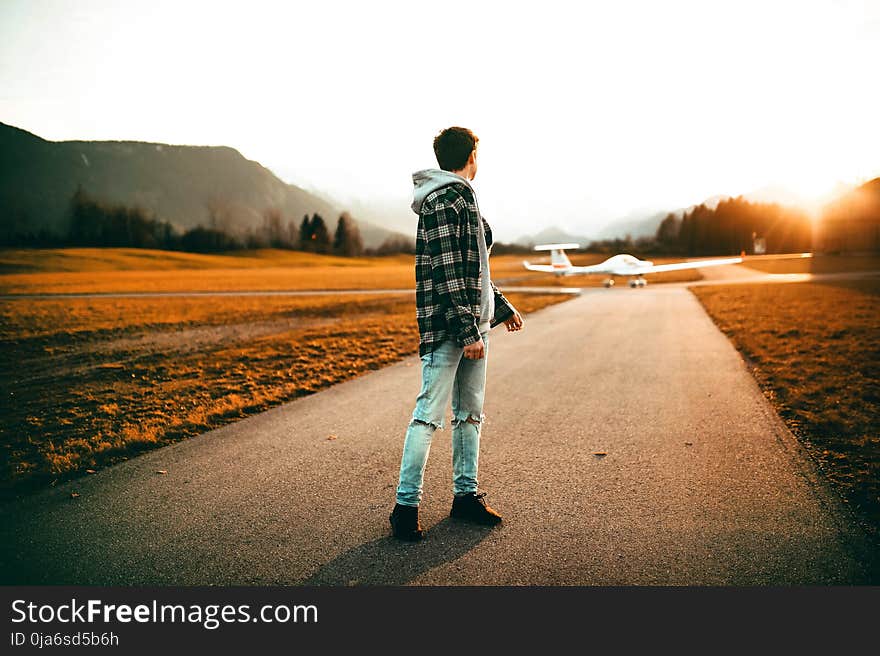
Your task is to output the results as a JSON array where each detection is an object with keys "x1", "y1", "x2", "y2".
[{"x1": 1, "y1": 0, "x2": 878, "y2": 241}]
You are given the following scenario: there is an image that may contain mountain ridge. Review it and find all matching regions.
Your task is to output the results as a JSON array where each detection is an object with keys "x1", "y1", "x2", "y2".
[{"x1": 0, "y1": 122, "x2": 403, "y2": 249}]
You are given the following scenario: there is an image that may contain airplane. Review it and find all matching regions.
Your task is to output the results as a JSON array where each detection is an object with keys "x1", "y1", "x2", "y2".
[{"x1": 522, "y1": 243, "x2": 744, "y2": 288}]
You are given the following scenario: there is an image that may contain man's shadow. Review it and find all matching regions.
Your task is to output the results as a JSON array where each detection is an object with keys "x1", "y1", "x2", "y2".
[{"x1": 301, "y1": 518, "x2": 494, "y2": 585}]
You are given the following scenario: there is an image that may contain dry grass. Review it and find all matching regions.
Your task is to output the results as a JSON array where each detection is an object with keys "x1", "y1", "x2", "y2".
[
  {"x1": 0, "y1": 248, "x2": 707, "y2": 294},
  {"x1": 0, "y1": 247, "x2": 417, "y2": 294},
  {"x1": 0, "y1": 293, "x2": 405, "y2": 340},
  {"x1": 692, "y1": 279, "x2": 880, "y2": 535},
  {"x1": 0, "y1": 289, "x2": 572, "y2": 496},
  {"x1": 0, "y1": 247, "x2": 410, "y2": 273},
  {"x1": 742, "y1": 254, "x2": 880, "y2": 275},
  {"x1": 0, "y1": 264, "x2": 416, "y2": 295}
]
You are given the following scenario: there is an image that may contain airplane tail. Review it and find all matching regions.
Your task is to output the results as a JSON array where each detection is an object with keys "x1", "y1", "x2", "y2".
[
  {"x1": 533, "y1": 242, "x2": 578, "y2": 272},
  {"x1": 550, "y1": 248, "x2": 573, "y2": 269}
]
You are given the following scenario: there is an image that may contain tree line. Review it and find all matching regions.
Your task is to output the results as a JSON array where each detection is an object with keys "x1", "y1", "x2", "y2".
[
  {"x1": 660, "y1": 197, "x2": 812, "y2": 255},
  {"x1": 818, "y1": 178, "x2": 880, "y2": 253},
  {"x1": 587, "y1": 196, "x2": 814, "y2": 256},
  {"x1": 4, "y1": 186, "x2": 842, "y2": 257},
  {"x1": 2, "y1": 185, "x2": 408, "y2": 256}
]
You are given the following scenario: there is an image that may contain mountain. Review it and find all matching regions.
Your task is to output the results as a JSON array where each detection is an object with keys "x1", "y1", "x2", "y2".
[
  {"x1": 592, "y1": 209, "x2": 670, "y2": 240},
  {"x1": 344, "y1": 195, "x2": 415, "y2": 239},
  {"x1": 741, "y1": 185, "x2": 805, "y2": 207},
  {"x1": 698, "y1": 194, "x2": 731, "y2": 210},
  {"x1": 592, "y1": 195, "x2": 734, "y2": 241},
  {"x1": 514, "y1": 225, "x2": 593, "y2": 247},
  {"x1": 0, "y1": 122, "x2": 404, "y2": 248}
]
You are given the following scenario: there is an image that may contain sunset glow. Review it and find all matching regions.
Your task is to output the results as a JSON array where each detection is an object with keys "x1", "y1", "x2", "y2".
[{"x1": 1, "y1": 0, "x2": 878, "y2": 239}]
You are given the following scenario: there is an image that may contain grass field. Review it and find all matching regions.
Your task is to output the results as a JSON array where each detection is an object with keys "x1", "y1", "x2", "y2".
[
  {"x1": 0, "y1": 249, "x2": 416, "y2": 294},
  {"x1": 0, "y1": 287, "x2": 573, "y2": 497},
  {"x1": 692, "y1": 279, "x2": 880, "y2": 536},
  {"x1": 0, "y1": 248, "x2": 707, "y2": 294},
  {"x1": 741, "y1": 254, "x2": 880, "y2": 275},
  {"x1": 0, "y1": 247, "x2": 411, "y2": 273}
]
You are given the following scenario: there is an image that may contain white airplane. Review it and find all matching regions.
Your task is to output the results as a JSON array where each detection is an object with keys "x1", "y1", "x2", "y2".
[{"x1": 522, "y1": 243, "x2": 744, "y2": 288}]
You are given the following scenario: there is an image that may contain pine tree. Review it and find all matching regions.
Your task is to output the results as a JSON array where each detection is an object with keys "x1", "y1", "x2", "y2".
[
  {"x1": 310, "y1": 213, "x2": 330, "y2": 254},
  {"x1": 656, "y1": 213, "x2": 680, "y2": 252},
  {"x1": 298, "y1": 214, "x2": 312, "y2": 252},
  {"x1": 333, "y1": 212, "x2": 365, "y2": 256},
  {"x1": 333, "y1": 213, "x2": 349, "y2": 254}
]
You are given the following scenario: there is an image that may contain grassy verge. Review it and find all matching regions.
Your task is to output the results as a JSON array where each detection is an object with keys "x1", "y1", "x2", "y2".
[
  {"x1": 0, "y1": 248, "x2": 707, "y2": 293},
  {"x1": 691, "y1": 279, "x2": 880, "y2": 537},
  {"x1": 0, "y1": 290, "x2": 572, "y2": 497},
  {"x1": 0, "y1": 247, "x2": 412, "y2": 273},
  {"x1": 0, "y1": 247, "x2": 420, "y2": 294},
  {"x1": 741, "y1": 254, "x2": 880, "y2": 274}
]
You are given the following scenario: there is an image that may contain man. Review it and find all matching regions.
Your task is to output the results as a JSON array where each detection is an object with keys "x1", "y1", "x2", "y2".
[{"x1": 389, "y1": 126, "x2": 524, "y2": 541}]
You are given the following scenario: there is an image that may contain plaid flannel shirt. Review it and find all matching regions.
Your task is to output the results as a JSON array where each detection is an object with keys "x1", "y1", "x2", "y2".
[{"x1": 414, "y1": 182, "x2": 516, "y2": 357}]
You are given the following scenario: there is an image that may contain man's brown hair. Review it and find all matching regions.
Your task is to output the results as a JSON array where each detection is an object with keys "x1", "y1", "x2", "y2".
[{"x1": 433, "y1": 126, "x2": 478, "y2": 172}]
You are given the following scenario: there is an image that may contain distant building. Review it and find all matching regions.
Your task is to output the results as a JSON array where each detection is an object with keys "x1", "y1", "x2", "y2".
[
  {"x1": 752, "y1": 234, "x2": 767, "y2": 254},
  {"x1": 817, "y1": 178, "x2": 880, "y2": 254}
]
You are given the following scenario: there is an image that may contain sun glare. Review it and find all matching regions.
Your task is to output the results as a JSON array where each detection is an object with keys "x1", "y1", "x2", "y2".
[{"x1": 0, "y1": 0, "x2": 878, "y2": 238}]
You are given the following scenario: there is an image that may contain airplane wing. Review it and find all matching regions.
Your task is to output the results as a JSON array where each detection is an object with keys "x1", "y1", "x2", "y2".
[
  {"x1": 621, "y1": 256, "x2": 743, "y2": 275},
  {"x1": 522, "y1": 261, "x2": 562, "y2": 273}
]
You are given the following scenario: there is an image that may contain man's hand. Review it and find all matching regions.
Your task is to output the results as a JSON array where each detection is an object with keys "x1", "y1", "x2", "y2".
[
  {"x1": 504, "y1": 309, "x2": 524, "y2": 332},
  {"x1": 463, "y1": 338, "x2": 485, "y2": 360}
]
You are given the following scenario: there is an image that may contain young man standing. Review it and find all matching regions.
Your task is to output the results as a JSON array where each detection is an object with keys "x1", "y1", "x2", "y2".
[{"x1": 390, "y1": 126, "x2": 524, "y2": 541}]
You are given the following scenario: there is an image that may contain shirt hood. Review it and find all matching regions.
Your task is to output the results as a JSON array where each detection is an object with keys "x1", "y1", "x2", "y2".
[{"x1": 411, "y1": 168, "x2": 473, "y2": 215}]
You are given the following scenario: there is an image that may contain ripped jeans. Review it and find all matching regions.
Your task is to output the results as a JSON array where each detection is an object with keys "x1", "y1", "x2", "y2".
[{"x1": 395, "y1": 329, "x2": 489, "y2": 507}]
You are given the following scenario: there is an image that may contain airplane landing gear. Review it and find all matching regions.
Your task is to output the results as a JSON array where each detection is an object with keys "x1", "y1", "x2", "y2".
[
  {"x1": 629, "y1": 277, "x2": 647, "y2": 288},
  {"x1": 603, "y1": 279, "x2": 615, "y2": 288}
]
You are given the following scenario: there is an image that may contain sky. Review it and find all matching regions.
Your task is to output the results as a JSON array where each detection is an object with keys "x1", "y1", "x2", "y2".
[{"x1": 1, "y1": 0, "x2": 878, "y2": 240}]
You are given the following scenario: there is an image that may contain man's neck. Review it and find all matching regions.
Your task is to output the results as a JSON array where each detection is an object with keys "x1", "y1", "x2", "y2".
[{"x1": 450, "y1": 167, "x2": 473, "y2": 181}]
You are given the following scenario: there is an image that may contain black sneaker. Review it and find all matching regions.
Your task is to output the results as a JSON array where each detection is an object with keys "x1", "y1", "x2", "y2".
[
  {"x1": 389, "y1": 503, "x2": 425, "y2": 541},
  {"x1": 450, "y1": 492, "x2": 503, "y2": 525}
]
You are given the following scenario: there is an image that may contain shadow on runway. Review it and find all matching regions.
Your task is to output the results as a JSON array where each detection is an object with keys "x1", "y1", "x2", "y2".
[{"x1": 300, "y1": 518, "x2": 494, "y2": 585}]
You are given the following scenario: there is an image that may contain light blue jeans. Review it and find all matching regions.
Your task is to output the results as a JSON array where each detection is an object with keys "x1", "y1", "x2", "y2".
[{"x1": 395, "y1": 329, "x2": 490, "y2": 507}]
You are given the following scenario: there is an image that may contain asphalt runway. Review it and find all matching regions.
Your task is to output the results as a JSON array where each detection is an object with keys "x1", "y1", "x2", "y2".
[{"x1": 1, "y1": 271, "x2": 877, "y2": 584}]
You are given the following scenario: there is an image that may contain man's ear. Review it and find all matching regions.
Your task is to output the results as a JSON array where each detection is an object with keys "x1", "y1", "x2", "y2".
[{"x1": 466, "y1": 149, "x2": 477, "y2": 179}]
